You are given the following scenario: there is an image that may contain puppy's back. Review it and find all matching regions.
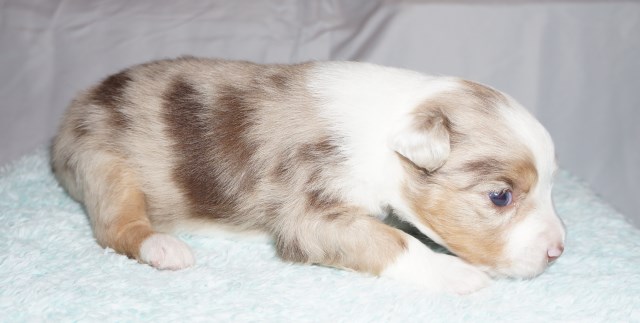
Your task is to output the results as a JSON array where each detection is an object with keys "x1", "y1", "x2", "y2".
[{"x1": 52, "y1": 58, "x2": 345, "y2": 232}]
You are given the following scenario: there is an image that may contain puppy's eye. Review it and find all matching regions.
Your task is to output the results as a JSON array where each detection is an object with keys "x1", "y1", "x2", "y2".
[{"x1": 489, "y1": 190, "x2": 512, "y2": 207}]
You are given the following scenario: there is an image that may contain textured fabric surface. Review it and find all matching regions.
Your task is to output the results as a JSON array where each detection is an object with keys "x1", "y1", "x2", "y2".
[{"x1": 1, "y1": 149, "x2": 639, "y2": 322}]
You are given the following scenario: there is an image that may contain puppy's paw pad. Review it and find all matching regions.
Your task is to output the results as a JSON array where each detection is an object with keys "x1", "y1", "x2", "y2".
[
  {"x1": 436, "y1": 254, "x2": 491, "y2": 295},
  {"x1": 139, "y1": 233, "x2": 195, "y2": 270}
]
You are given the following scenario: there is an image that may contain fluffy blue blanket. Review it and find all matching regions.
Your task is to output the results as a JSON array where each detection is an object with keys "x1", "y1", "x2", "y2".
[{"x1": 1, "y1": 149, "x2": 639, "y2": 322}]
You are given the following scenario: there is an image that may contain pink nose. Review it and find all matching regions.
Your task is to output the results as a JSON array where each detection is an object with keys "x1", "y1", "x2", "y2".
[{"x1": 547, "y1": 244, "x2": 564, "y2": 262}]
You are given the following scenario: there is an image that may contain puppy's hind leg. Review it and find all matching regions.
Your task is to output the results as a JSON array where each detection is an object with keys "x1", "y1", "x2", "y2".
[{"x1": 80, "y1": 153, "x2": 194, "y2": 270}]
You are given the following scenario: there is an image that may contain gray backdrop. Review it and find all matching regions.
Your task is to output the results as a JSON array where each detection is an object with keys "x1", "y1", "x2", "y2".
[{"x1": 1, "y1": 0, "x2": 638, "y2": 227}]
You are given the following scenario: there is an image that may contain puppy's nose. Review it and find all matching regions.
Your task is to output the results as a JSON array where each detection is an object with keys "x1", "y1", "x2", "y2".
[{"x1": 547, "y1": 244, "x2": 564, "y2": 263}]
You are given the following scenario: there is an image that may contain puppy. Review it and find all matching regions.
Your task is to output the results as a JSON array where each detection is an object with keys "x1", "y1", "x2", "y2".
[{"x1": 51, "y1": 58, "x2": 565, "y2": 294}]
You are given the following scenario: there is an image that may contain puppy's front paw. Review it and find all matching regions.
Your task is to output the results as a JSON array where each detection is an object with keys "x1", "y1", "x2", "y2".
[
  {"x1": 431, "y1": 253, "x2": 491, "y2": 295},
  {"x1": 139, "y1": 233, "x2": 195, "y2": 270},
  {"x1": 381, "y1": 237, "x2": 490, "y2": 294}
]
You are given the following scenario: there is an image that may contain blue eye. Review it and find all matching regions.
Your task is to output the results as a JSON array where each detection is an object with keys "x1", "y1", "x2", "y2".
[{"x1": 489, "y1": 190, "x2": 513, "y2": 207}]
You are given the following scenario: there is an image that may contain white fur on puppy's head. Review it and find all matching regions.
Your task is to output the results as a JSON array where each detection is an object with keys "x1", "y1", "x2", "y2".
[{"x1": 398, "y1": 79, "x2": 565, "y2": 278}]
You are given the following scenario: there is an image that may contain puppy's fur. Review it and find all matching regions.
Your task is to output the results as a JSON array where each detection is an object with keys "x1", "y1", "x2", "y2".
[{"x1": 52, "y1": 58, "x2": 565, "y2": 294}]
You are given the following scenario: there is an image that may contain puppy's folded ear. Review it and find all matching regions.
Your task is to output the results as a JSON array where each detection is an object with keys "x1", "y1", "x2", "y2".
[{"x1": 391, "y1": 109, "x2": 451, "y2": 172}]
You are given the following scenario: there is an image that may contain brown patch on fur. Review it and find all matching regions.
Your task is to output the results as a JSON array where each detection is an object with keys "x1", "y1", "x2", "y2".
[
  {"x1": 109, "y1": 190, "x2": 154, "y2": 259},
  {"x1": 93, "y1": 166, "x2": 154, "y2": 260},
  {"x1": 461, "y1": 158, "x2": 503, "y2": 178},
  {"x1": 305, "y1": 169, "x2": 322, "y2": 186},
  {"x1": 276, "y1": 236, "x2": 309, "y2": 263},
  {"x1": 73, "y1": 124, "x2": 89, "y2": 137},
  {"x1": 268, "y1": 72, "x2": 290, "y2": 89},
  {"x1": 305, "y1": 189, "x2": 341, "y2": 211},
  {"x1": 412, "y1": 107, "x2": 452, "y2": 134},
  {"x1": 507, "y1": 158, "x2": 538, "y2": 195},
  {"x1": 423, "y1": 198, "x2": 505, "y2": 267},
  {"x1": 163, "y1": 77, "x2": 247, "y2": 220},
  {"x1": 214, "y1": 85, "x2": 259, "y2": 172},
  {"x1": 298, "y1": 137, "x2": 340, "y2": 163},
  {"x1": 296, "y1": 138, "x2": 345, "y2": 211},
  {"x1": 70, "y1": 110, "x2": 90, "y2": 138},
  {"x1": 91, "y1": 70, "x2": 132, "y2": 129},
  {"x1": 272, "y1": 155, "x2": 294, "y2": 182},
  {"x1": 271, "y1": 138, "x2": 340, "y2": 184},
  {"x1": 460, "y1": 157, "x2": 537, "y2": 194},
  {"x1": 264, "y1": 201, "x2": 283, "y2": 219},
  {"x1": 460, "y1": 79, "x2": 507, "y2": 106}
]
